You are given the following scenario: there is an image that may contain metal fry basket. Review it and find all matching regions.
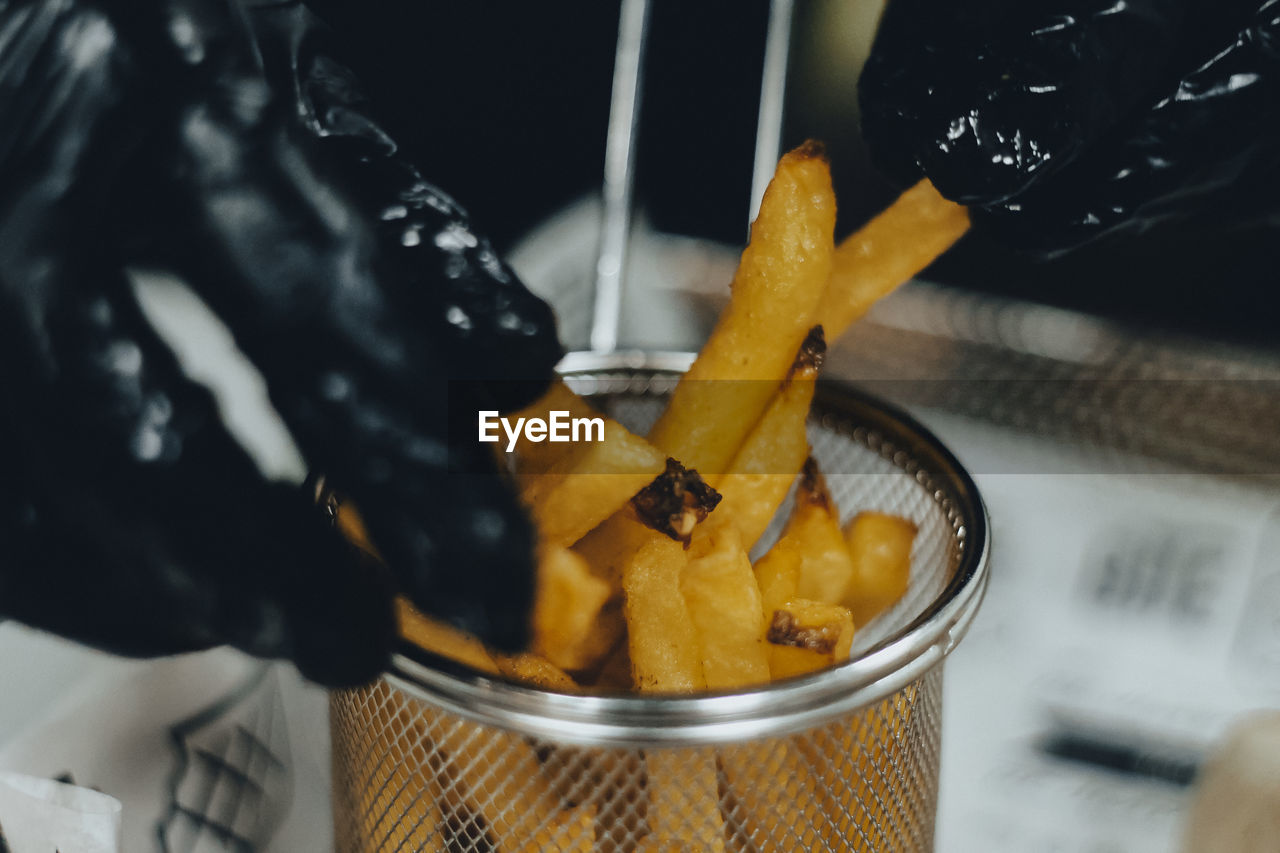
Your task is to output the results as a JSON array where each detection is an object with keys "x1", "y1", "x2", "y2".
[{"x1": 329, "y1": 351, "x2": 990, "y2": 853}]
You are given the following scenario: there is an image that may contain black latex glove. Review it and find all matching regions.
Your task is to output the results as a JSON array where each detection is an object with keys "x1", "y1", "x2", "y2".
[
  {"x1": 0, "y1": 0, "x2": 562, "y2": 686},
  {"x1": 860, "y1": 0, "x2": 1280, "y2": 252}
]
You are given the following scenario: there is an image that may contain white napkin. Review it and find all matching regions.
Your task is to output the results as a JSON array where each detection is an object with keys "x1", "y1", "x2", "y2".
[{"x1": 0, "y1": 772, "x2": 121, "y2": 853}]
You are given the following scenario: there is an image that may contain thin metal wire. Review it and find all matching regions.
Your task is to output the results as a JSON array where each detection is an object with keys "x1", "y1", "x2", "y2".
[
  {"x1": 749, "y1": 0, "x2": 796, "y2": 225},
  {"x1": 590, "y1": 0, "x2": 652, "y2": 353}
]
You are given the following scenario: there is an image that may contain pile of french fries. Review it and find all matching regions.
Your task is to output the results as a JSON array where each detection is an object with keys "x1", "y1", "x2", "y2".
[
  {"x1": 337, "y1": 142, "x2": 969, "y2": 852},
  {"x1": 386, "y1": 141, "x2": 967, "y2": 696}
]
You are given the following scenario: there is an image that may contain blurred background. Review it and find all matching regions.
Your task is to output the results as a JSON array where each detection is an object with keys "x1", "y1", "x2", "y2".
[{"x1": 308, "y1": 0, "x2": 1280, "y2": 347}]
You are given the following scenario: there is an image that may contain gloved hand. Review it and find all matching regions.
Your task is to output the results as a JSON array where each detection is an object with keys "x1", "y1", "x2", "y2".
[
  {"x1": 0, "y1": 0, "x2": 562, "y2": 687},
  {"x1": 860, "y1": 0, "x2": 1280, "y2": 252}
]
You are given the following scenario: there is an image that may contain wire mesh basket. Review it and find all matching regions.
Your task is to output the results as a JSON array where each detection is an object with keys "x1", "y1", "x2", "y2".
[{"x1": 330, "y1": 351, "x2": 990, "y2": 853}]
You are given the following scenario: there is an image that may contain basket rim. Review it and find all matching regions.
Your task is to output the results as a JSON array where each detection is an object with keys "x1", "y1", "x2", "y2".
[{"x1": 380, "y1": 350, "x2": 991, "y2": 747}]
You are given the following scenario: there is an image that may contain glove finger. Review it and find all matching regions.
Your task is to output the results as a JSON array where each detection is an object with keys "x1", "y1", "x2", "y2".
[
  {"x1": 974, "y1": 1, "x2": 1280, "y2": 252},
  {"x1": 245, "y1": 4, "x2": 561, "y2": 410},
  {"x1": 5, "y1": 269, "x2": 395, "y2": 686},
  {"x1": 0, "y1": 0, "x2": 398, "y2": 684},
  {"x1": 859, "y1": 0, "x2": 1200, "y2": 205},
  {"x1": 110, "y1": 3, "x2": 546, "y2": 650}
]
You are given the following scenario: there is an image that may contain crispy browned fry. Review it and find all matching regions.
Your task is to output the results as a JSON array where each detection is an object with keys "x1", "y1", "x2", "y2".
[
  {"x1": 495, "y1": 653, "x2": 580, "y2": 692},
  {"x1": 631, "y1": 458, "x2": 723, "y2": 544},
  {"x1": 844, "y1": 511, "x2": 917, "y2": 627},
  {"x1": 570, "y1": 463, "x2": 715, "y2": 599},
  {"x1": 767, "y1": 598, "x2": 855, "y2": 680},
  {"x1": 532, "y1": 546, "x2": 615, "y2": 672},
  {"x1": 644, "y1": 749, "x2": 726, "y2": 853},
  {"x1": 707, "y1": 327, "x2": 824, "y2": 552},
  {"x1": 621, "y1": 525, "x2": 705, "y2": 692},
  {"x1": 680, "y1": 526, "x2": 770, "y2": 690},
  {"x1": 818, "y1": 179, "x2": 969, "y2": 342},
  {"x1": 789, "y1": 458, "x2": 859, "y2": 605},
  {"x1": 396, "y1": 598, "x2": 501, "y2": 675},
  {"x1": 647, "y1": 142, "x2": 837, "y2": 476},
  {"x1": 520, "y1": 419, "x2": 669, "y2": 549}
]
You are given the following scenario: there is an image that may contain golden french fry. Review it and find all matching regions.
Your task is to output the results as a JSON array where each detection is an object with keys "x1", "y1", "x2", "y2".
[
  {"x1": 571, "y1": 599, "x2": 628, "y2": 681},
  {"x1": 796, "y1": 685, "x2": 920, "y2": 852},
  {"x1": 818, "y1": 179, "x2": 969, "y2": 342},
  {"x1": 621, "y1": 525, "x2": 705, "y2": 692},
  {"x1": 754, "y1": 537, "x2": 801, "y2": 618},
  {"x1": 719, "y1": 737, "x2": 839, "y2": 852},
  {"x1": 844, "y1": 511, "x2": 917, "y2": 627},
  {"x1": 648, "y1": 142, "x2": 837, "y2": 476},
  {"x1": 495, "y1": 653, "x2": 580, "y2": 692},
  {"x1": 789, "y1": 459, "x2": 859, "y2": 605},
  {"x1": 532, "y1": 546, "x2": 616, "y2": 672},
  {"x1": 573, "y1": 510, "x2": 659, "y2": 588},
  {"x1": 766, "y1": 598, "x2": 855, "y2": 680},
  {"x1": 519, "y1": 419, "x2": 669, "y2": 549},
  {"x1": 644, "y1": 749, "x2": 726, "y2": 853},
  {"x1": 749, "y1": 457, "x2": 858, "y2": 621},
  {"x1": 332, "y1": 681, "x2": 448, "y2": 852},
  {"x1": 708, "y1": 327, "x2": 824, "y2": 551},
  {"x1": 680, "y1": 526, "x2": 770, "y2": 690},
  {"x1": 396, "y1": 598, "x2": 501, "y2": 676}
]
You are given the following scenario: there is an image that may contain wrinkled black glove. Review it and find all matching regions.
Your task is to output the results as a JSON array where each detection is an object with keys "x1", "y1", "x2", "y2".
[
  {"x1": 860, "y1": 0, "x2": 1280, "y2": 252},
  {"x1": 0, "y1": 0, "x2": 562, "y2": 686}
]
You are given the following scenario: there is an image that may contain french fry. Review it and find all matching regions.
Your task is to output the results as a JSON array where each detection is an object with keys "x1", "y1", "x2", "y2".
[
  {"x1": 680, "y1": 526, "x2": 770, "y2": 690},
  {"x1": 648, "y1": 142, "x2": 836, "y2": 476},
  {"x1": 571, "y1": 599, "x2": 628, "y2": 681},
  {"x1": 396, "y1": 598, "x2": 501, "y2": 676},
  {"x1": 644, "y1": 748, "x2": 726, "y2": 853},
  {"x1": 621, "y1": 525, "x2": 705, "y2": 692},
  {"x1": 571, "y1": 458, "x2": 721, "y2": 652},
  {"x1": 520, "y1": 420, "x2": 669, "y2": 549},
  {"x1": 796, "y1": 685, "x2": 920, "y2": 852},
  {"x1": 333, "y1": 681, "x2": 448, "y2": 852},
  {"x1": 573, "y1": 510, "x2": 659, "y2": 588},
  {"x1": 766, "y1": 598, "x2": 855, "y2": 680},
  {"x1": 843, "y1": 512, "x2": 917, "y2": 627},
  {"x1": 818, "y1": 178, "x2": 969, "y2": 342},
  {"x1": 754, "y1": 537, "x2": 801, "y2": 617},
  {"x1": 586, "y1": 631, "x2": 633, "y2": 691},
  {"x1": 707, "y1": 327, "x2": 824, "y2": 551},
  {"x1": 789, "y1": 459, "x2": 859, "y2": 606},
  {"x1": 719, "y1": 737, "x2": 840, "y2": 852},
  {"x1": 424, "y1": 704, "x2": 595, "y2": 852},
  {"x1": 532, "y1": 546, "x2": 615, "y2": 672},
  {"x1": 590, "y1": 750, "x2": 648, "y2": 853},
  {"x1": 495, "y1": 653, "x2": 580, "y2": 692}
]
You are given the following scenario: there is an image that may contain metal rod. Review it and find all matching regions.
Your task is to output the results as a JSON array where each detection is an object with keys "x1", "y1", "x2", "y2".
[
  {"x1": 590, "y1": 0, "x2": 652, "y2": 354},
  {"x1": 748, "y1": 0, "x2": 795, "y2": 226}
]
